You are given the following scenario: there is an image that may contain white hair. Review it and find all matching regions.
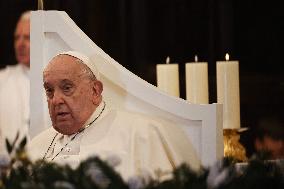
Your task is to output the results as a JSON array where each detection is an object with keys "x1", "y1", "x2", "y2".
[{"x1": 19, "y1": 11, "x2": 31, "y2": 21}]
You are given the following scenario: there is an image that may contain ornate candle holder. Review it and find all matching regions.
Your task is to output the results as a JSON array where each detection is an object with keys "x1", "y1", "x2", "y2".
[{"x1": 223, "y1": 128, "x2": 247, "y2": 162}]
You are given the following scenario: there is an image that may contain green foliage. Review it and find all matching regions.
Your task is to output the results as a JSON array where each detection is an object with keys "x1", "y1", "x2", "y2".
[{"x1": 0, "y1": 137, "x2": 283, "y2": 189}]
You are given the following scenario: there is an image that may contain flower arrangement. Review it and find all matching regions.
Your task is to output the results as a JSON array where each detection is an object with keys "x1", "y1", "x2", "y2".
[{"x1": 0, "y1": 136, "x2": 283, "y2": 189}]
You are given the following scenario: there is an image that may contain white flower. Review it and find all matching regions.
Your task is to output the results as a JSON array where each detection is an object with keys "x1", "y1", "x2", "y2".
[
  {"x1": 53, "y1": 181, "x2": 75, "y2": 189},
  {"x1": 206, "y1": 160, "x2": 230, "y2": 189},
  {"x1": 0, "y1": 154, "x2": 10, "y2": 167},
  {"x1": 85, "y1": 162, "x2": 110, "y2": 189},
  {"x1": 128, "y1": 176, "x2": 147, "y2": 189},
  {"x1": 127, "y1": 170, "x2": 152, "y2": 189}
]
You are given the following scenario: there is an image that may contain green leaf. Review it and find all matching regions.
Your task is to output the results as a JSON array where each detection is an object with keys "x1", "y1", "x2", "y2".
[
  {"x1": 11, "y1": 131, "x2": 20, "y2": 149},
  {"x1": 5, "y1": 138, "x2": 13, "y2": 154},
  {"x1": 19, "y1": 137, "x2": 27, "y2": 150}
]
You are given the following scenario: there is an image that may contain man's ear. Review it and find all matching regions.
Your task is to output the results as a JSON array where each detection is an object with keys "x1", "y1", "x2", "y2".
[{"x1": 92, "y1": 80, "x2": 103, "y2": 105}]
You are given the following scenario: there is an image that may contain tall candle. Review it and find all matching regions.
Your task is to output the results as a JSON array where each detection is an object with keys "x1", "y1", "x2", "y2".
[
  {"x1": 185, "y1": 55, "x2": 209, "y2": 104},
  {"x1": 156, "y1": 57, "x2": 180, "y2": 97},
  {"x1": 217, "y1": 54, "x2": 240, "y2": 129}
]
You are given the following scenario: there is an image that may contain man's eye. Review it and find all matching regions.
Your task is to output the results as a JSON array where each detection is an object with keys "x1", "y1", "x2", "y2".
[
  {"x1": 45, "y1": 88, "x2": 53, "y2": 97},
  {"x1": 63, "y1": 85, "x2": 72, "y2": 92},
  {"x1": 24, "y1": 35, "x2": 30, "y2": 40},
  {"x1": 64, "y1": 86, "x2": 71, "y2": 91}
]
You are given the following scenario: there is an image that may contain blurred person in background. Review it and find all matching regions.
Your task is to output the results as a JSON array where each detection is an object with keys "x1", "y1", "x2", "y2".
[
  {"x1": 0, "y1": 11, "x2": 30, "y2": 154},
  {"x1": 253, "y1": 115, "x2": 284, "y2": 159}
]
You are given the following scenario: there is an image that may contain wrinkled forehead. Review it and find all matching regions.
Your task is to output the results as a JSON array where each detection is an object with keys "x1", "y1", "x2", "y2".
[{"x1": 44, "y1": 55, "x2": 84, "y2": 79}]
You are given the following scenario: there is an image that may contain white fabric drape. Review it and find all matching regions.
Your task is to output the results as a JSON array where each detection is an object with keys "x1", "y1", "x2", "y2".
[{"x1": 0, "y1": 64, "x2": 30, "y2": 154}]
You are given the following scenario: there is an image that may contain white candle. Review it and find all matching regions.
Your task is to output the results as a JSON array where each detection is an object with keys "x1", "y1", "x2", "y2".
[
  {"x1": 185, "y1": 55, "x2": 209, "y2": 104},
  {"x1": 217, "y1": 53, "x2": 240, "y2": 129},
  {"x1": 156, "y1": 57, "x2": 180, "y2": 97}
]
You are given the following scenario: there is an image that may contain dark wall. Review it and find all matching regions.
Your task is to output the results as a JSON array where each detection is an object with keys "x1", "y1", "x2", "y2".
[
  {"x1": 1, "y1": 0, "x2": 283, "y2": 156},
  {"x1": 0, "y1": 0, "x2": 37, "y2": 67}
]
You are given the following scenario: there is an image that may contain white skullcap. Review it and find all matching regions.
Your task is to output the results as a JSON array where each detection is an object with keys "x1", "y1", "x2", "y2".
[{"x1": 57, "y1": 51, "x2": 100, "y2": 79}]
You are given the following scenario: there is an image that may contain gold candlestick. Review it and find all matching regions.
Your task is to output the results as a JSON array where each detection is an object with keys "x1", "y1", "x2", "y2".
[{"x1": 223, "y1": 129, "x2": 247, "y2": 162}]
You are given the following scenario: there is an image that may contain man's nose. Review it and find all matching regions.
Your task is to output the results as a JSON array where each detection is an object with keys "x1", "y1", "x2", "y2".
[
  {"x1": 51, "y1": 91, "x2": 64, "y2": 105},
  {"x1": 16, "y1": 36, "x2": 23, "y2": 43}
]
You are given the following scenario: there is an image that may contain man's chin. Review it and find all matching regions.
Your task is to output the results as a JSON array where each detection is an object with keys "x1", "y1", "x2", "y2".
[
  {"x1": 17, "y1": 56, "x2": 29, "y2": 64},
  {"x1": 53, "y1": 123, "x2": 76, "y2": 135}
]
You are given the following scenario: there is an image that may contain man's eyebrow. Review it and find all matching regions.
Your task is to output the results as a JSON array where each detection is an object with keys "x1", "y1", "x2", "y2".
[{"x1": 60, "y1": 79, "x2": 73, "y2": 84}]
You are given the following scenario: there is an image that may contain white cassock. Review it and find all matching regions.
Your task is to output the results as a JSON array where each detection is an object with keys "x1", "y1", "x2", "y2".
[
  {"x1": 28, "y1": 101, "x2": 200, "y2": 180},
  {"x1": 0, "y1": 64, "x2": 29, "y2": 154}
]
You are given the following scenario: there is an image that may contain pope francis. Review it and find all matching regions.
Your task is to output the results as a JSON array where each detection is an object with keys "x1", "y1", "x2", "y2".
[{"x1": 28, "y1": 51, "x2": 200, "y2": 180}]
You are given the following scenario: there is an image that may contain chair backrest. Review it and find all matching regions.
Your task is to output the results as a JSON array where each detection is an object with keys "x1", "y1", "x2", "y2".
[{"x1": 30, "y1": 10, "x2": 223, "y2": 166}]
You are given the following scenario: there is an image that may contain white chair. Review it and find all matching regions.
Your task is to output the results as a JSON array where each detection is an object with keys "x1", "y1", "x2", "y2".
[{"x1": 30, "y1": 11, "x2": 223, "y2": 167}]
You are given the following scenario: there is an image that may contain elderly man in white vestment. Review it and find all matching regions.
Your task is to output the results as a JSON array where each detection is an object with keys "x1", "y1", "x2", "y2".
[
  {"x1": 28, "y1": 51, "x2": 200, "y2": 180},
  {"x1": 0, "y1": 11, "x2": 30, "y2": 154}
]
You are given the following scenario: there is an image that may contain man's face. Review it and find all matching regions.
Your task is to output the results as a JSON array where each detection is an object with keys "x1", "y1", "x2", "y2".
[
  {"x1": 261, "y1": 136, "x2": 284, "y2": 159},
  {"x1": 14, "y1": 19, "x2": 30, "y2": 67},
  {"x1": 43, "y1": 55, "x2": 101, "y2": 135},
  {"x1": 255, "y1": 136, "x2": 284, "y2": 159}
]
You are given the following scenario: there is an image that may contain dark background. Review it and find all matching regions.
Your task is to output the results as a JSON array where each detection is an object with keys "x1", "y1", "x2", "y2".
[{"x1": 0, "y1": 0, "x2": 283, "y2": 157}]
